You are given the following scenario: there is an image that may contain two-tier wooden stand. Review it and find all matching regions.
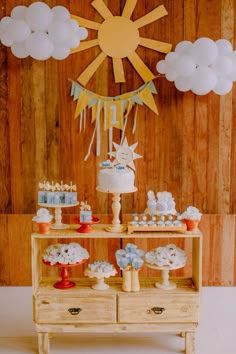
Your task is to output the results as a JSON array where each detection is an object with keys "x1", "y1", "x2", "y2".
[{"x1": 31, "y1": 224, "x2": 202, "y2": 354}]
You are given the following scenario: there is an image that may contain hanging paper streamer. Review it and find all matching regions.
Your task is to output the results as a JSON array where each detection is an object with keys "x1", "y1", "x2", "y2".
[
  {"x1": 70, "y1": 80, "x2": 158, "y2": 159},
  {"x1": 132, "y1": 105, "x2": 138, "y2": 134}
]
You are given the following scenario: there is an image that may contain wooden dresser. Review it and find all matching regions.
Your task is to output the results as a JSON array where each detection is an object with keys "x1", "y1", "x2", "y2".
[{"x1": 31, "y1": 224, "x2": 202, "y2": 354}]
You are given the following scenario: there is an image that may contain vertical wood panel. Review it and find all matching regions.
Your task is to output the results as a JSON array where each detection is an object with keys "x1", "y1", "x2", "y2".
[
  {"x1": 33, "y1": 61, "x2": 48, "y2": 191},
  {"x1": 122, "y1": 0, "x2": 148, "y2": 214},
  {"x1": 20, "y1": 58, "x2": 36, "y2": 213},
  {"x1": 7, "y1": 214, "x2": 33, "y2": 285},
  {"x1": 194, "y1": 97, "x2": 208, "y2": 211},
  {"x1": 180, "y1": 0, "x2": 196, "y2": 211},
  {"x1": 44, "y1": 59, "x2": 59, "y2": 180},
  {"x1": 0, "y1": 19, "x2": 10, "y2": 213},
  {"x1": 193, "y1": 0, "x2": 221, "y2": 213},
  {"x1": 230, "y1": 0, "x2": 236, "y2": 214},
  {"x1": 220, "y1": 215, "x2": 235, "y2": 285},
  {"x1": 206, "y1": 96, "x2": 220, "y2": 213},
  {"x1": 0, "y1": 215, "x2": 10, "y2": 285},
  {"x1": 218, "y1": 95, "x2": 232, "y2": 213},
  {"x1": 201, "y1": 215, "x2": 236, "y2": 286},
  {"x1": 8, "y1": 56, "x2": 24, "y2": 213},
  {"x1": 218, "y1": 0, "x2": 234, "y2": 214}
]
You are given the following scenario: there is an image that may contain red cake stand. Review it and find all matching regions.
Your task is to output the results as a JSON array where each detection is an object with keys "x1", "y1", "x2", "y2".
[
  {"x1": 43, "y1": 259, "x2": 86, "y2": 289},
  {"x1": 74, "y1": 216, "x2": 100, "y2": 233}
]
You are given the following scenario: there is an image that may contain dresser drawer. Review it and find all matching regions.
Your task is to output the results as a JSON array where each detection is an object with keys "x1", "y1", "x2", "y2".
[
  {"x1": 34, "y1": 295, "x2": 116, "y2": 323},
  {"x1": 118, "y1": 294, "x2": 199, "y2": 323}
]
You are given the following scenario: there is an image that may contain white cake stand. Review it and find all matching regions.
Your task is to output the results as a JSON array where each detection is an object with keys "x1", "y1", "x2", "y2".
[
  {"x1": 84, "y1": 268, "x2": 117, "y2": 290},
  {"x1": 38, "y1": 202, "x2": 79, "y2": 229},
  {"x1": 96, "y1": 187, "x2": 137, "y2": 232},
  {"x1": 145, "y1": 262, "x2": 186, "y2": 290}
]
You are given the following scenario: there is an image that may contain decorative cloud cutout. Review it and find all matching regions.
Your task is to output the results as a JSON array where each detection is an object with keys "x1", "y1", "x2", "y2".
[
  {"x1": 156, "y1": 38, "x2": 236, "y2": 95},
  {"x1": 0, "y1": 2, "x2": 88, "y2": 60}
]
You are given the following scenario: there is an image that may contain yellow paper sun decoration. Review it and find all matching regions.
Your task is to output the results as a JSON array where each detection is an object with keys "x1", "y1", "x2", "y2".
[{"x1": 70, "y1": 0, "x2": 172, "y2": 159}]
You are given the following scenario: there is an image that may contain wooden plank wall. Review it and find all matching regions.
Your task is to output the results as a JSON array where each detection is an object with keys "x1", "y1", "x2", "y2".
[{"x1": 0, "y1": 0, "x2": 235, "y2": 285}]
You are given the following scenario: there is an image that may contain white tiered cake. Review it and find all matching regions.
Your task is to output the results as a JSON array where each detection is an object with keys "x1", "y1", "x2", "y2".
[
  {"x1": 97, "y1": 137, "x2": 141, "y2": 232},
  {"x1": 97, "y1": 137, "x2": 141, "y2": 193}
]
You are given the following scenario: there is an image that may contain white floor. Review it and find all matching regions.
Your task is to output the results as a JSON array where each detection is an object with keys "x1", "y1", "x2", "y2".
[{"x1": 0, "y1": 287, "x2": 235, "y2": 354}]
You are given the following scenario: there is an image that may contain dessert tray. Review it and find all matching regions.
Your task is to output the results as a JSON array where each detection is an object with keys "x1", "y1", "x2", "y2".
[
  {"x1": 127, "y1": 214, "x2": 187, "y2": 234},
  {"x1": 43, "y1": 259, "x2": 86, "y2": 289},
  {"x1": 39, "y1": 202, "x2": 79, "y2": 229},
  {"x1": 74, "y1": 216, "x2": 100, "y2": 233},
  {"x1": 145, "y1": 262, "x2": 186, "y2": 290},
  {"x1": 84, "y1": 268, "x2": 117, "y2": 290},
  {"x1": 145, "y1": 244, "x2": 187, "y2": 290},
  {"x1": 127, "y1": 222, "x2": 187, "y2": 234}
]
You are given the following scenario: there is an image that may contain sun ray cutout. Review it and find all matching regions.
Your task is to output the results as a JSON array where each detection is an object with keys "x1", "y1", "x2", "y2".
[
  {"x1": 122, "y1": 0, "x2": 138, "y2": 18},
  {"x1": 128, "y1": 52, "x2": 155, "y2": 82},
  {"x1": 71, "y1": 15, "x2": 100, "y2": 30},
  {"x1": 71, "y1": 1, "x2": 172, "y2": 85},
  {"x1": 70, "y1": 39, "x2": 99, "y2": 54},
  {"x1": 113, "y1": 58, "x2": 125, "y2": 82},
  {"x1": 78, "y1": 52, "x2": 107, "y2": 86},
  {"x1": 139, "y1": 38, "x2": 172, "y2": 54},
  {"x1": 91, "y1": 0, "x2": 113, "y2": 19},
  {"x1": 134, "y1": 5, "x2": 168, "y2": 28}
]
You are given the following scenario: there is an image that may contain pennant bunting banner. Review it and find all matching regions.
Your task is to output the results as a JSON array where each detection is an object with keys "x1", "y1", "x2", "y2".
[
  {"x1": 70, "y1": 80, "x2": 159, "y2": 131},
  {"x1": 70, "y1": 80, "x2": 158, "y2": 160}
]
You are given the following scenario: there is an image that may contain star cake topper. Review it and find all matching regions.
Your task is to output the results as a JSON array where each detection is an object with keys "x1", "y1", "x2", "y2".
[{"x1": 108, "y1": 137, "x2": 142, "y2": 171}]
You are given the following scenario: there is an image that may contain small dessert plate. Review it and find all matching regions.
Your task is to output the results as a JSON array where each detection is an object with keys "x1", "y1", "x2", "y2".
[{"x1": 74, "y1": 216, "x2": 100, "y2": 233}]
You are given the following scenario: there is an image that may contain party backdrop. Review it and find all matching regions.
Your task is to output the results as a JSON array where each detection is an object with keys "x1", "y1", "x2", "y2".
[{"x1": 0, "y1": 0, "x2": 236, "y2": 286}]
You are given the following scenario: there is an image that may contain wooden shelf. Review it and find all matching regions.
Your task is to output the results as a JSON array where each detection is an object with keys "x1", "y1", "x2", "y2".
[
  {"x1": 36, "y1": 276, "x2": 199, "y2": 295},
  {"x1": 32, "y1": 224, "x2": 202, "y2": 354},
  {"x1": 32, "y1": 224, "x2": 202, "y2": 239}
]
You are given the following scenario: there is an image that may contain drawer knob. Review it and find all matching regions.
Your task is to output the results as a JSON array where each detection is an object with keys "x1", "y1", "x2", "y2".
[
  {"x1": 68, "y1": 308, "x2": 82, "y2": 315},
  {"x1": 150, "y1": 307, "x2": 166, "y2": 315}
]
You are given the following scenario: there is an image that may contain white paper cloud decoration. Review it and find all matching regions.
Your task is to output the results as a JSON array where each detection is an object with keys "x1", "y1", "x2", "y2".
[
  {"x1": 0, "y1": 2, "x2": 88, "y2": 60},
  {"x1": 156, "y1": 38, "x2": 235, "y2": 95}
]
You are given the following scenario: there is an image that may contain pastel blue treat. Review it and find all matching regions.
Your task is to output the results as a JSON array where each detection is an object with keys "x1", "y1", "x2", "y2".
[
  {"x1": 132, "y1": 257, "x2": 144, "y2": 269},
  {"x1": 47, "y1": 192, "x2": 55, "y2": 204},
  {"x1": 125, "y1": 243, "x2": 137, "y2": 253},
  {"x1": 115, "y1": 249, "x2": 126, "y2": 257},
  {"x1": 38, "y1": 191, "x2": 46, "y2": 203},
  {"x1": 126, "y1": 252, "x2": 137, "y2": 263},
  {"x1": 116, "y1": 256, "x2": 129, "y2": 269}
]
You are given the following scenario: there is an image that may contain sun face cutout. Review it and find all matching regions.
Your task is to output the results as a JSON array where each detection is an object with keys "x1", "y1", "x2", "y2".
[
  {"x1": 71, "y1": 0, "x2": 172, "y2": 85},
  {"x1": 116, "y1": 147, "x2": 134, "y2": 164},
  {"x1": 108, "y1": 137, "x2": 142, "y2": 170}
]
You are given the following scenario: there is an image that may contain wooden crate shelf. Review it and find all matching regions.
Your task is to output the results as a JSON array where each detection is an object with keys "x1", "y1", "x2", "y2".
[{"x1": 32, "y1": 225, "x2": 202, "y2": 354}]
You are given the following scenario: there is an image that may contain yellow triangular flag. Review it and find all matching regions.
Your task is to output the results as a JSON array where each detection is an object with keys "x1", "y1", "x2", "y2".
[
  {"x1": 104, "y1": 101, "x2": 123, "y2": 130},
  {"x1": 74, "y1": 90, "x2": 92, "y2": 119},
  {"x1": 125, "y1": 100, "x2": 135, "y2": 116},
  {"x1": 137, "y1": 86, "x2": 159, "y2": 115},
  {"x1": 92, "y1": 99, "x2": 103, "y2": 123}
]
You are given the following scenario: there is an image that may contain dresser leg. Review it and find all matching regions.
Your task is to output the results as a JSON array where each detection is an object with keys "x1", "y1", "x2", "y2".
[
  {"x1": 38, "y1": 332, "x2": 50, "y2": 354},
  {"x1": 185, "y1": 332, "x2": 195, "y2": 354}
]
